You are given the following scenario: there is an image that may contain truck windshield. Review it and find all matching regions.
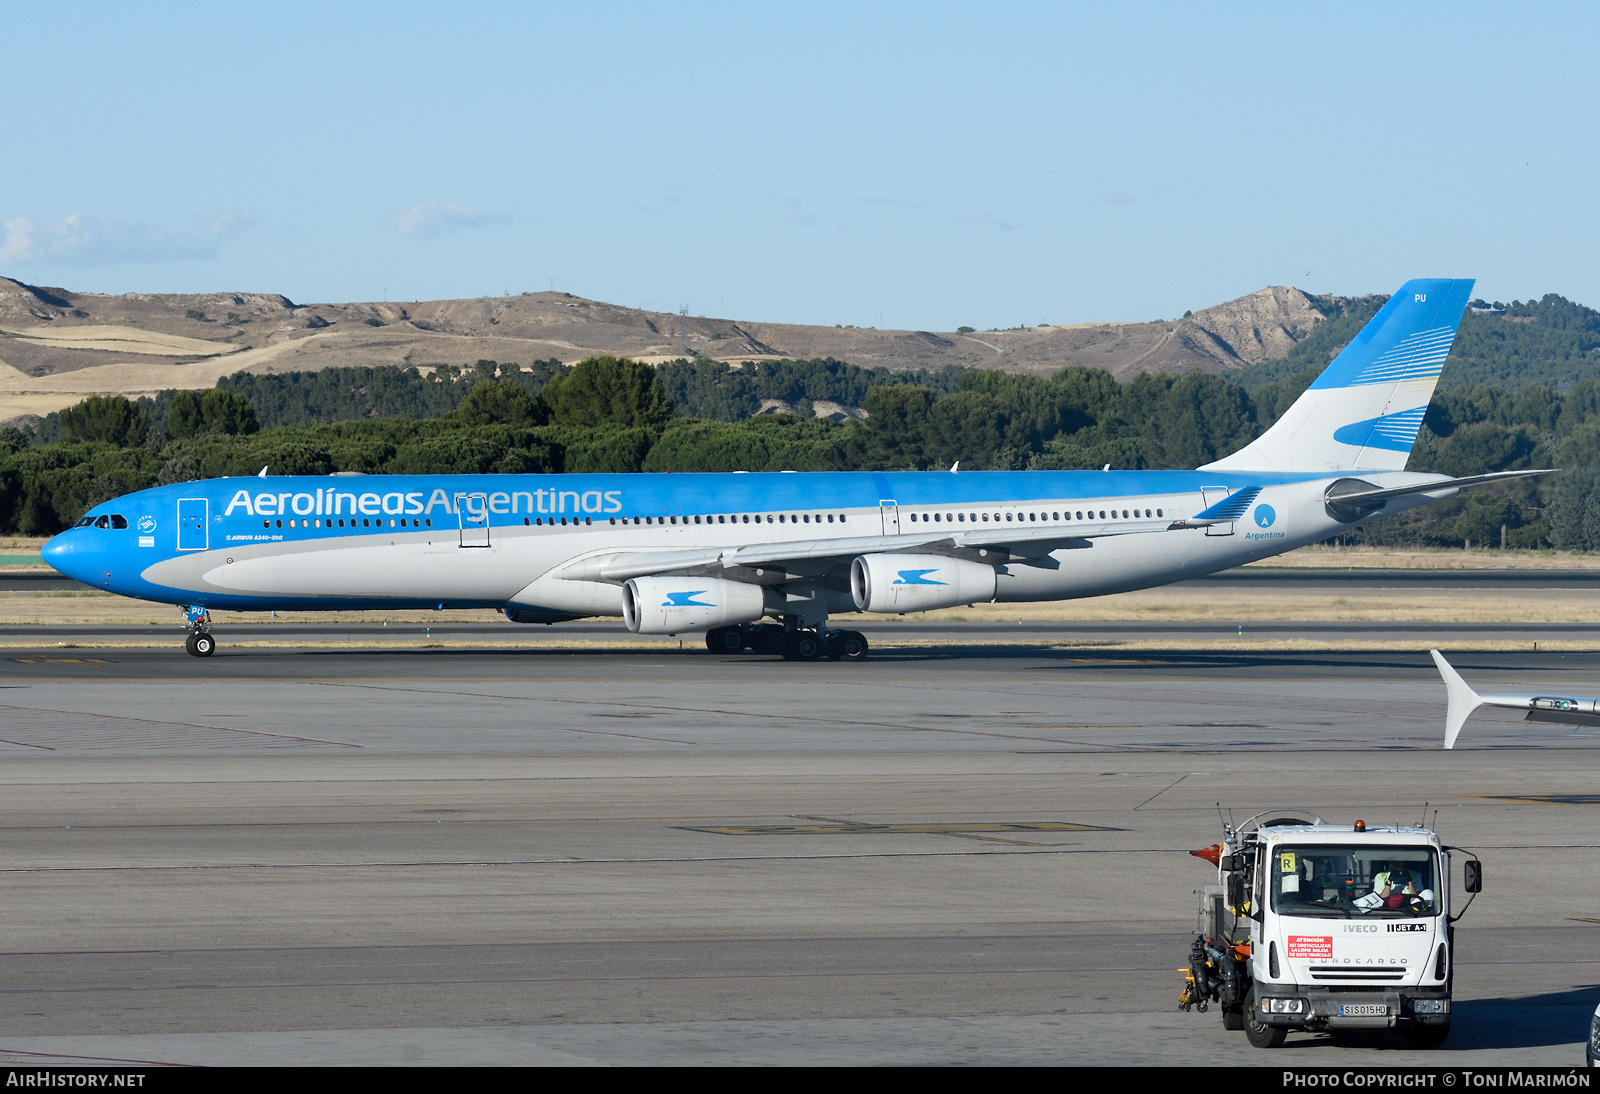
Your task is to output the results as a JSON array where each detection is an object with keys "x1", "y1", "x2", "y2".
[{"x1": 1269, "y1": 844, "x2": 1440, "y2": 919}]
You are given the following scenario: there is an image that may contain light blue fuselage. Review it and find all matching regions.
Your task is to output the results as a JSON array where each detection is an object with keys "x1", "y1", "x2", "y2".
[{"x1": 42, "y1": 467, "x2": 1424, "y2": 619}]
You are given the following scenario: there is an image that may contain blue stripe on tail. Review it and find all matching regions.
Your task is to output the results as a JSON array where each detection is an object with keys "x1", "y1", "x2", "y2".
[{"x1": 1308, "y1": 279, "x2": 1475, "y2": 392}]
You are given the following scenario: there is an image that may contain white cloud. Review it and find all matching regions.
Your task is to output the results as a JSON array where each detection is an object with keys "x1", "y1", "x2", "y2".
[
  {"x1": 0, "y1": 209, "x2": 258, "y2": 267},
  {"x1": 199, "y1": 208, "x2": 260, "y2": 236},
  {"x1": 388, "y1": 202, "x2": 511, "y2": 238}
]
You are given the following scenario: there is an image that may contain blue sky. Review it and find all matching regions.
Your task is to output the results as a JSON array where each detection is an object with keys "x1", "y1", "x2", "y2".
[{"x1": 3, "y1": 2, "x2": 1596, "y2": 329}]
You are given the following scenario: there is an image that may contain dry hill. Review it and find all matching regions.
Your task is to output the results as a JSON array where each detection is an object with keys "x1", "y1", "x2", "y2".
[{"x1": 0, "y1": 277, "x2": 1328, "y2": 423}]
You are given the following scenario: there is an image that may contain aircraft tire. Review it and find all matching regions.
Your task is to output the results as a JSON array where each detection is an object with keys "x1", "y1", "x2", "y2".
[
  {"x1": 783, "y1": 630, "x2": 822, "y2": 662},
  {"x1": 752, "y1": 624, "x2": 787, "y2": 656},
  {"x1": 838, "y1": 630, "x2": 868, "y2": 662},
  {"x1": 706, "y1": 626, "x2": 745, "y2": 654},
  {"x1": 825, "y1": 630, "x2": 868, "y2": 662},
  {"x1": 188, "y1": 633, "x2": 215, "y2": 658}
]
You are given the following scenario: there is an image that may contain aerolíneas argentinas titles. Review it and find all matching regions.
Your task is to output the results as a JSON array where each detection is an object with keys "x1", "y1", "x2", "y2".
[{"x1": 45, "y1": 279, "x2": 1539, "y2": 661}]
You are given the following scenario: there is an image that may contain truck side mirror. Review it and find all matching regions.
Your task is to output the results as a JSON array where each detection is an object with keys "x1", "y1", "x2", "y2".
[
  {"x1": 1464, "y1": 860, "x2": 1482, "y2": 893},
  {"x1": 1226, "y1": 872, "x2": 1247, "y2": 908}
]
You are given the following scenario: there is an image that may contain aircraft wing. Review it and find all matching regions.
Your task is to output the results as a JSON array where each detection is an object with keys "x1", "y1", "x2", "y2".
[{"x1": 562, "y1": 517, "x2": 1178, "y2": 583}]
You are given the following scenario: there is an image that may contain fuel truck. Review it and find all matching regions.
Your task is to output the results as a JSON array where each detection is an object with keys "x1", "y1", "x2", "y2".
[{"x1": 1179, "y1": 810, "x2": 1482, "y2": 1049}]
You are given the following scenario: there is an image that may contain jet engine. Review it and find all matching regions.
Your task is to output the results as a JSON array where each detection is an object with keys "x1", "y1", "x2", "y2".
[
  {"x1": 622, "y1": 576, "x2": 766, "y2": 634},
  {"x1": 850, "y1": 553, "x2": 997, "y2": 613}
]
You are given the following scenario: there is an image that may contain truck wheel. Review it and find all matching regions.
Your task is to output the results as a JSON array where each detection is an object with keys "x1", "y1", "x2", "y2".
[
  {"x1": 1403, "y1": 1023, "x2": 1450, "y2": 1049},
  {"x1": 1244, "y1": 992, "x2": 1287, "y2": 1048}
]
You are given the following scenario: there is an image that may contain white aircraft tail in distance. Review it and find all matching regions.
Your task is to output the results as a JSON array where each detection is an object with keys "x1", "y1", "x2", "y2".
[
  {"x1": 1431, "y1": 650, "x2": 1600, "y2": 749},
  {"x1": 44, "y1": 277, "x2": 1551, "y2": 659}
]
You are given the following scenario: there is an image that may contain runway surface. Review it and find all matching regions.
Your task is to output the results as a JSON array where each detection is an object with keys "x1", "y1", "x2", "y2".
[{"x1": 1, "y1": 634, "x2": 1597, "y2": 1066}]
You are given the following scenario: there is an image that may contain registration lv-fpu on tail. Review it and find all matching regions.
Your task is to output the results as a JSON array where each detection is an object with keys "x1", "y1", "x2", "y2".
[{"x1": 45, "y1": 278, "x2": 1549, "y2": 659}]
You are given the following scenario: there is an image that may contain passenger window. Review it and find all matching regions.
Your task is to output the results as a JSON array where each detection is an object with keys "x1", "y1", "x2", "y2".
[
  {"x1": 1028, "y1": 512, "x2": 1036, "y2": 521},
  {"x1": 263, "y1": 520, "x2": 270, "y2": 528},
  {"x1": 1005, "y1": 513, "x2": 1013, "y2": 522},
  {"x1": 425, "y1": 519, "x2": 432, "y2": 527},
  {"x1": 1157, "y1": 509, "x2": 1163, "y2": 518},
  {"x1": 827, "y1": 514, "x2": 834, "y2": 523},
  {"x1": 839, "y1": 514, "x2": 846, "y2": 522}
]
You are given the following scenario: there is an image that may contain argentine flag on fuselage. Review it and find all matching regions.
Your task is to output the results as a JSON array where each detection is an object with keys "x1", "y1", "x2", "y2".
[{"x1": 1203, "y1": 278, "x2": 1474, "y2": 473}]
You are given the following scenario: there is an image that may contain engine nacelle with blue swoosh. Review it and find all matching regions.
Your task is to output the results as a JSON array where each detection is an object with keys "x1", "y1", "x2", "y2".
[
  {"x1": 622, "y1": 576, "x2": 766, "y2": 634},
  {"x1": 850, "y1": 553, "x2": 997, "y2": 614}
]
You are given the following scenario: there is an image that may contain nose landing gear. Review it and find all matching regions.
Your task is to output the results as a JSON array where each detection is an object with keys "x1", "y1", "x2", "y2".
[{"x1": 183, "y1": 606, "x2": 215, "y2": 657}]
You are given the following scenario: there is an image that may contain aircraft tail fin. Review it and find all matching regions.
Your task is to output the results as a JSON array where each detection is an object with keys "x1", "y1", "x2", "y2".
[
  {"x1": 1430, "y1": 649, "x2": 1482, "y2": 750},
  {"x1": 1203, "y1": 279, "x2": 1475, "y2": 473}
]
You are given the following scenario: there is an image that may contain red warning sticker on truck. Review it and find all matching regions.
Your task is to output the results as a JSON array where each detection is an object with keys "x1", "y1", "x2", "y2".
[{"x1": 1287, "y1": 935, "x2": 1333, "y2": 958}]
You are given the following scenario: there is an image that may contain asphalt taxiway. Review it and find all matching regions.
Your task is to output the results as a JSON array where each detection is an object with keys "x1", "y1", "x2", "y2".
[{"x1": 1, "y1": 632, "x2": 1596, "y2": 1066}]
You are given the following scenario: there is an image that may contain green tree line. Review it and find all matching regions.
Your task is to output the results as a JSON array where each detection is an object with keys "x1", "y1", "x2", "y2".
[{"x1": 5, "y1": 354, "x2": 1600, "y2": 549}]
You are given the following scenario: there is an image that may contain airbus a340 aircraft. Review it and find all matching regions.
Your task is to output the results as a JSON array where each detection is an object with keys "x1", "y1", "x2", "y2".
[{"x1": 44, "y1": 278, "x2": 1542, "y2": 660}]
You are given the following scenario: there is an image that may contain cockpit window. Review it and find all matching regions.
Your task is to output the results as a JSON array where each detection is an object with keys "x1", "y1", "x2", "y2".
[
  {"x1": 1270, "y1": 844, "x2": 1439, "y2": 919},
  {"x1": 94, "y1": 515, "x2": 110, "y2": 529},
  {"x1": 110, "y1": 515, "x2": 128, "y2": 529}
]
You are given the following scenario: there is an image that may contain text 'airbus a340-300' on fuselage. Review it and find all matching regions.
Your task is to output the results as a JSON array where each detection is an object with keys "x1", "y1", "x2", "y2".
[{"x1": 44, "y1": 278, "x2": 1546, "y2": 661}]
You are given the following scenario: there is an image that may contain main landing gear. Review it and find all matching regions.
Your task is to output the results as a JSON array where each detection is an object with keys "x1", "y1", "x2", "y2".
[
  {"x1": 183, "y1": 606, "x2": 215, "y2": 658},
  {"x1": 705, "y1": 623, "x2": 868, "y2": 662}
]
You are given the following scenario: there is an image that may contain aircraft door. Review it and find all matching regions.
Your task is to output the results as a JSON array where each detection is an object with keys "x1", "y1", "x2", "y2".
[
  {"x1": 456, "y1": 493, "x2": 490, "y2": 547},
  {"x1": 1201, "y1": 487, "x2": 1235, "y2": 536},
  {"x1": 177, "y1": 498, "x2": 208, "y2": 551},
  {"x1": 879, "y1": 500, "x2": 900, "y2": 535}
]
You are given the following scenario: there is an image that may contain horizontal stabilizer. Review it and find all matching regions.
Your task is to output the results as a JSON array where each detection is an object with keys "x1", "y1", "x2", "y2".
[{"x1": 1330, "y1": 469, "x2": 1553, "y2": 508}]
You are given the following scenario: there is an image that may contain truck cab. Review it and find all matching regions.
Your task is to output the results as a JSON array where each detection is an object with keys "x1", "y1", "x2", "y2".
[{"x1": 1182, "y1": 812, "x2": 1480, "y2": 1049}]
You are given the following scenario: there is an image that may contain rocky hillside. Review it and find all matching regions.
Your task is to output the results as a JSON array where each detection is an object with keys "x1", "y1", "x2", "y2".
[{"x1": 0, "y1": 277, "x2": 1328, "y2": 423}]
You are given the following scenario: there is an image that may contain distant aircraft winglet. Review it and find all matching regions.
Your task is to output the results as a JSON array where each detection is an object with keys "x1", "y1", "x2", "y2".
[{"x1": 1430, "y1": 649, "x2": 1600, "y2": 749}]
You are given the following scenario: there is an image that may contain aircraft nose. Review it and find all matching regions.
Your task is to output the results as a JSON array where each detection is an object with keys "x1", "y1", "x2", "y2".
[{"x1": 42, "y1": 530, "x2": 87, "y2": 581}]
